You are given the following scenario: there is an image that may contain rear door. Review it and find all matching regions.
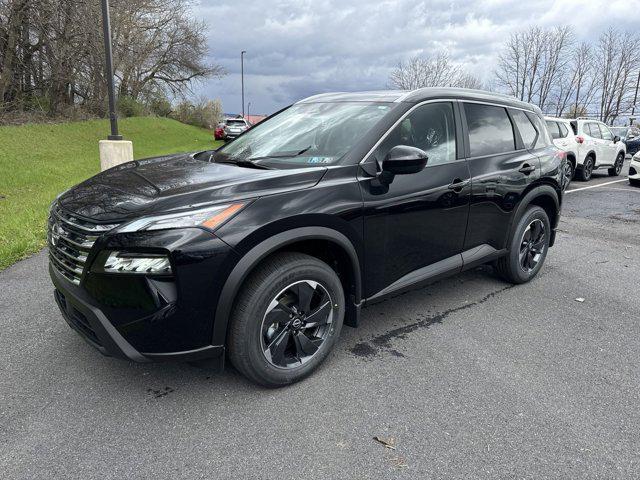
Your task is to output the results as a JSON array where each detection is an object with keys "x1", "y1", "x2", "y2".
[{"x1": 461, "y1": 102, "x2": 540, "y2": 252}]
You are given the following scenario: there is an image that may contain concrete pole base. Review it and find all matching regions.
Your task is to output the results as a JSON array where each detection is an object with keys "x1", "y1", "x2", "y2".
[{"x1": 99, "y1": 140, "x2": 134, "y2": 171}]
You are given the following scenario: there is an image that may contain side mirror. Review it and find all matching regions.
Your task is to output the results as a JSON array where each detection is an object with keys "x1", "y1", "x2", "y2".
[
  {"x1": 382, "y1": 145, "x2": 428, "y2": 175},
  {"x1": 613, "y1": 135, "x2": 621, "y2": 143}
]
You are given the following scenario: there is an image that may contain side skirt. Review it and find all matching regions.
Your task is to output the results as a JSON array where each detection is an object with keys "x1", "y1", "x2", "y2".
[{"x1": 365, "y1": 244, "x2": 506, "y2": 305}]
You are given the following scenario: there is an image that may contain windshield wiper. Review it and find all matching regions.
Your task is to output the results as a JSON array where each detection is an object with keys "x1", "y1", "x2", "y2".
[
  {"x1": 217, "y1": 159, "x2": 272, "y2": 170},
  {"x1": 247, "y1": 146, "x2": 312, "y2": 162}
]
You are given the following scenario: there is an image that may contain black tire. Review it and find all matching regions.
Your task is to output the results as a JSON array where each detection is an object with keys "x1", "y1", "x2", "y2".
[
  {"x1": 630, "y1": 178, "x2": 640, "y2": 187},
  {"x1": 576, "y1": 156, "x2": 594, "y2": 181},
  {"x1": 494, "y1": 205, "x2": 551, "y2": 284},
  {"x1": 608, "y1": 152, "x2": 624, "y2": 176},
  {"x1": 562, "y1": 159, "x2": 575, "y2": 189},
  {"x1": 227, "y1": 252, "x2": 345, "y2": 387}
]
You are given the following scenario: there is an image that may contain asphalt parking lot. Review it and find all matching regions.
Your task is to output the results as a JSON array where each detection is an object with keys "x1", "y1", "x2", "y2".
[{"x1": 1, "y1": 161, "x2": 639, "y2": 479}]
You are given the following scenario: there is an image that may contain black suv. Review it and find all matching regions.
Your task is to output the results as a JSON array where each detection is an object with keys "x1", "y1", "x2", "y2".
[{"x1": 49, "y1": 88, "x2": 564, "y2": 386}]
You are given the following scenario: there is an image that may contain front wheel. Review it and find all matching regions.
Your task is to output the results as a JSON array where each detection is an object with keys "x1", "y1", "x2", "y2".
[
  {"x1": 608, "y1": 152, "x2": 624, "y2": 176},
  {"x1": 577, "y1": 156, "x2": 594, "y2": 181},
  {"x1": 228, "y1": 252, "x2": 345, "y2": 387},
  {"x1": 494, "y1": 205, "x2": 551, "y2": 284}
]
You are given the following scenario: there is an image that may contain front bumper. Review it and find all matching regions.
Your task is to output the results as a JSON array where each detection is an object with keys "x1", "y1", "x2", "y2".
[
  {"x1": 629, "y1": 158, "x2": 640, "y2": 180},
  {"x1": 49, "y1": 227, "x2": 240, "y2": 366}
]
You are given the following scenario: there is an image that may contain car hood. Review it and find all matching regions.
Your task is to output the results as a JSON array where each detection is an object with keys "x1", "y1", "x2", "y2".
[{"x1": 58, "y1": 153, "x2": 327, "y2": 222}]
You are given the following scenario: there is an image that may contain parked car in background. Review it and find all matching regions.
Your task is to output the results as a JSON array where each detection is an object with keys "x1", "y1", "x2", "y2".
[
  {"x1": 545, "y1": 116, "x2": 579, "y2": 184},
  {"x1": 629, "y1": 151, "x2": 640, "y2": 186},
  {"x1": 567, "y1": 118, "x2": 626, "y2": 181},
  {"x1": 610, "y1": 126, "x2": 640, "y2": 156},
  {"x1": 47, "y1": 88, "x2": 564, "y2": 386},
  {"x1": 223, "y1": 117, "x2": 251, "y2": 139}
]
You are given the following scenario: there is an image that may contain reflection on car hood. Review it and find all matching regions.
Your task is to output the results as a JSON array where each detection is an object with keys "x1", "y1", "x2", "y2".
[{"x1": 58, "y1": 153, "x2": 327, "y2": 222}]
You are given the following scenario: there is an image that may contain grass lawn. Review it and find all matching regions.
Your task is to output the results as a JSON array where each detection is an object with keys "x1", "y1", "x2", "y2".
[{"x1": 0, "y1": 116, "x2": 223, "y2": 271}]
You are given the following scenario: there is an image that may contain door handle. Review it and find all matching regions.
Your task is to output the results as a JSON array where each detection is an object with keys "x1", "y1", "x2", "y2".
[
  {"x1": 518, "y1": 163, "x2": 536, "y2": 175},
  {"x1": 447, "y1": 178, "x2": 469, "y2": 192}
]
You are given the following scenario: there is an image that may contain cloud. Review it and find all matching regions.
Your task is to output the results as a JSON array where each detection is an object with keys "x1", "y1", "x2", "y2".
[{"x1": 193, "y1": 0, "x2": 640, "y2": 114}]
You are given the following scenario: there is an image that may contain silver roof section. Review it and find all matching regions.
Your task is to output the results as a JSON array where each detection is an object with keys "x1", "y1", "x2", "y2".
[{"x1": 297, "y1": 87, "x2": 540, "y2": 113}]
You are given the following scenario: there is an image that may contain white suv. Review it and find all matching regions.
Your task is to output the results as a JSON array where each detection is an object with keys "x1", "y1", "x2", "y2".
[
  {"x1": 545, "y1": 117, "x2": 580, "y2": 184},
  {"x1": 546, "y1": 117, "x2": 626, "y2": 181}
]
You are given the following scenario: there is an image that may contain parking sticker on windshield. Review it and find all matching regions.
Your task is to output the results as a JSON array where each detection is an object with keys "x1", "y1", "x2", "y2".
[{"x1": 307, "y1": 157, "x2": 332, "y2": 164}]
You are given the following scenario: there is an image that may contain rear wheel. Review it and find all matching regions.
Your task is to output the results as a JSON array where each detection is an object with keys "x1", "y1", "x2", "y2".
[
  {"x1": 228, "y1": 252, "x2": 345, "y2": 387},
  {"x1": 577, "y1": 156, "x2": 594, "y2": 181},
  {"x1": 630, "y1": 178, "x2": 640, "y2": 187},
  {"x1": 563, "y1": 159, "x2": 575, "y2": 188},
  {"x1": 494, "y1": 205, "x2": 550, "y2": 284},
  {"x1": 608, "y1": 152, "x2": 624, "y2": 176}
]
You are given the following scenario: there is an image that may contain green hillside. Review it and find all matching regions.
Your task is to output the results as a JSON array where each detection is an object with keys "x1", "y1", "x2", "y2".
[{"x1": 0, "y1": 117, "x2": 222, "y2": 270}]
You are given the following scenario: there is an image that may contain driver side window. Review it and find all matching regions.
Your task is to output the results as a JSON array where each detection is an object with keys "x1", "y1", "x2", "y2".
[{"x1": 374, "y1": 102, "x2": 457, "y2": 167}]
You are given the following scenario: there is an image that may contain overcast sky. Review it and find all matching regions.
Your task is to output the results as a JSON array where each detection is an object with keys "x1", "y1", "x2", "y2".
[{"x1": 193, "y1": 0, "x2": 640, "y2": 115}]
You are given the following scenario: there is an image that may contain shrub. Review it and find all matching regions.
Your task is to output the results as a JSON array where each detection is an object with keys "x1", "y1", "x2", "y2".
[
  {"x1": 148, "y1": 97, "x2": 172, "y2": 117},
  {"x1": 118, "y1": 96, "x2": 147, "y2": 117},
  {"x1": 170, "y1": 98, "x2": 223, "y2": 129}
]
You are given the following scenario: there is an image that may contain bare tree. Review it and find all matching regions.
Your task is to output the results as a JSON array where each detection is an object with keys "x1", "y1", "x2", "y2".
[
  {"x1": 388, "y1": 53, "x2": 481, "y2": 90},
  {"x1": 495, "y1": 26, "x2": 574, "y2": 111},
  {"x1": 594, "y1": 28, "x2": 640, "y2": 123},
  {"x1": 0, "y1": 0, "x2": 224, "y2": 120}
]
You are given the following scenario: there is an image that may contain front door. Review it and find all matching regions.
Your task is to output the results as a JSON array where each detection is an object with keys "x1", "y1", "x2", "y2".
[
  {"x1": 359, "y1": 101, "x2": 471, "y2": 298},
  {"x1": 598, "y1": 123, "x2": 617, "y2": 165}
]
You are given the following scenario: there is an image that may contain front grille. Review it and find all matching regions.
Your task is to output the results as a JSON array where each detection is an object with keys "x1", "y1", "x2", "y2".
[{"x1": 48, "y1": 204, "x2": 119, "y2": 285}]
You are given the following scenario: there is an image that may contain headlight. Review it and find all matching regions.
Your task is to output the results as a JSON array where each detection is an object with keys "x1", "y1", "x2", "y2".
[
  {"x1": 116, "y1": 203, "x2": 245, "y2": 233},
  {"x1": 102, "y1": 251, "x2": 172, "y2": 274}
]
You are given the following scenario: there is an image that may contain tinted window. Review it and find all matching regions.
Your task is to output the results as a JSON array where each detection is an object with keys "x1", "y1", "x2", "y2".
[
  {"x1": 586, "y1": 123, "x2": 602, "y2": 139},
  {"x1": 512, "y1": 109, "x2": 538, "y2": 148},
  {"x1": 546, "y1": 121, "x2": 561, "y2": 140},
  {"x1": 599, "y1": 124, "x2": 613, "y2": 141},
  {"x1": 375, "y1": 102, "x2": 456, "y2": 166},
  {"x1": 465, "y1": 103, "x2": 515, "y2": 156},
  {"x1": 526, "y1": 112, "x2": 551, "y2": 148}
]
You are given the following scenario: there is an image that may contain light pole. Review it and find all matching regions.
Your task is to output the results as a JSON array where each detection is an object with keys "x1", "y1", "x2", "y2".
[
  {"x1": 241, "y1": 50, "x2": 246, "y2": 117},
  {"x1": 247, "y1": 102, "x2": 251, "y2": 120},
  {"x1": 100, "y1": 0, "x2": 122, "y2": 140}
]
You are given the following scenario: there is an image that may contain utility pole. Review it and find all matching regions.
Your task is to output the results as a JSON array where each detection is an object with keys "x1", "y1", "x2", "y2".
[
  {"x1": 241, "y1": 50, "x2": 246, "y2": 117},
  {"x1": 631, "y1": 70, "x2": 640, "y2": 126},
  {"x1": 247, "y1": 102, "x2": 251, "y2": 120},
  {"x1": 101, "y1": 0, "x2": 121, "y2": 140}
]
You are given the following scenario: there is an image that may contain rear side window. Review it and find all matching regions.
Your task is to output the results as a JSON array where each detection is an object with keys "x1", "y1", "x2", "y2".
[
  {"x1": 546, "y1": 121, "x2": 561, "y2": 140},
  {"x1": 586, "y1": 123, "x2": 602, "y2": 139},
  {"x1": 464, "y1": 103, "x2": 515, "y2": 157},
  {"x1": 511, "y1": 109, "x2": 538, "y2": 148},
  {"x1": 559, "y1": 123, "x2": 569, "y2": 137}
]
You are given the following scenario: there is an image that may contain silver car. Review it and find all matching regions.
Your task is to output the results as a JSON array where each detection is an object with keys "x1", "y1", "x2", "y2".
[{"x1": 223, "y1": 118, "x2": 250, "y2": 139}]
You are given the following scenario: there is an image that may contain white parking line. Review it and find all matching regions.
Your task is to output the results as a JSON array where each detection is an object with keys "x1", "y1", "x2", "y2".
[{"x1": 565, "y1": 178, "x2": 629, "y2": 194}]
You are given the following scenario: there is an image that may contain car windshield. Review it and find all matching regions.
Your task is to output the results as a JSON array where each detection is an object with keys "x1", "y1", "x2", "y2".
[{"x1": 215, "y1": 102, "x2": 393, "y2": 166}]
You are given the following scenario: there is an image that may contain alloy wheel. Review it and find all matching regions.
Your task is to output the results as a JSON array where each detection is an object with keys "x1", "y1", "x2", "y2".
[
  {"x1": 519, "y1": 219, "x2": 546, "y2": 273},
  {"x1": 615, "y1": 154, "x2": 624, "y2": 175},
  {"x1": 562, "y1": 161, "x2": 573, "y2": 188},
  {"x1": 584, "y1": 159, "x2": 594, "y2": 180},
  {"x1": 261, "y1": 280, "x2": 334, "y2": 368}
]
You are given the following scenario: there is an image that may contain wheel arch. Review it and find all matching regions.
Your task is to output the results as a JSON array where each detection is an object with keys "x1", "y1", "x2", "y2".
[
  {"x1": 212, "y1": 226, "x2": 362, "y2": 346},
  {"x1": 508, "y1": 184, "x2": 560, "y2": 248}
]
